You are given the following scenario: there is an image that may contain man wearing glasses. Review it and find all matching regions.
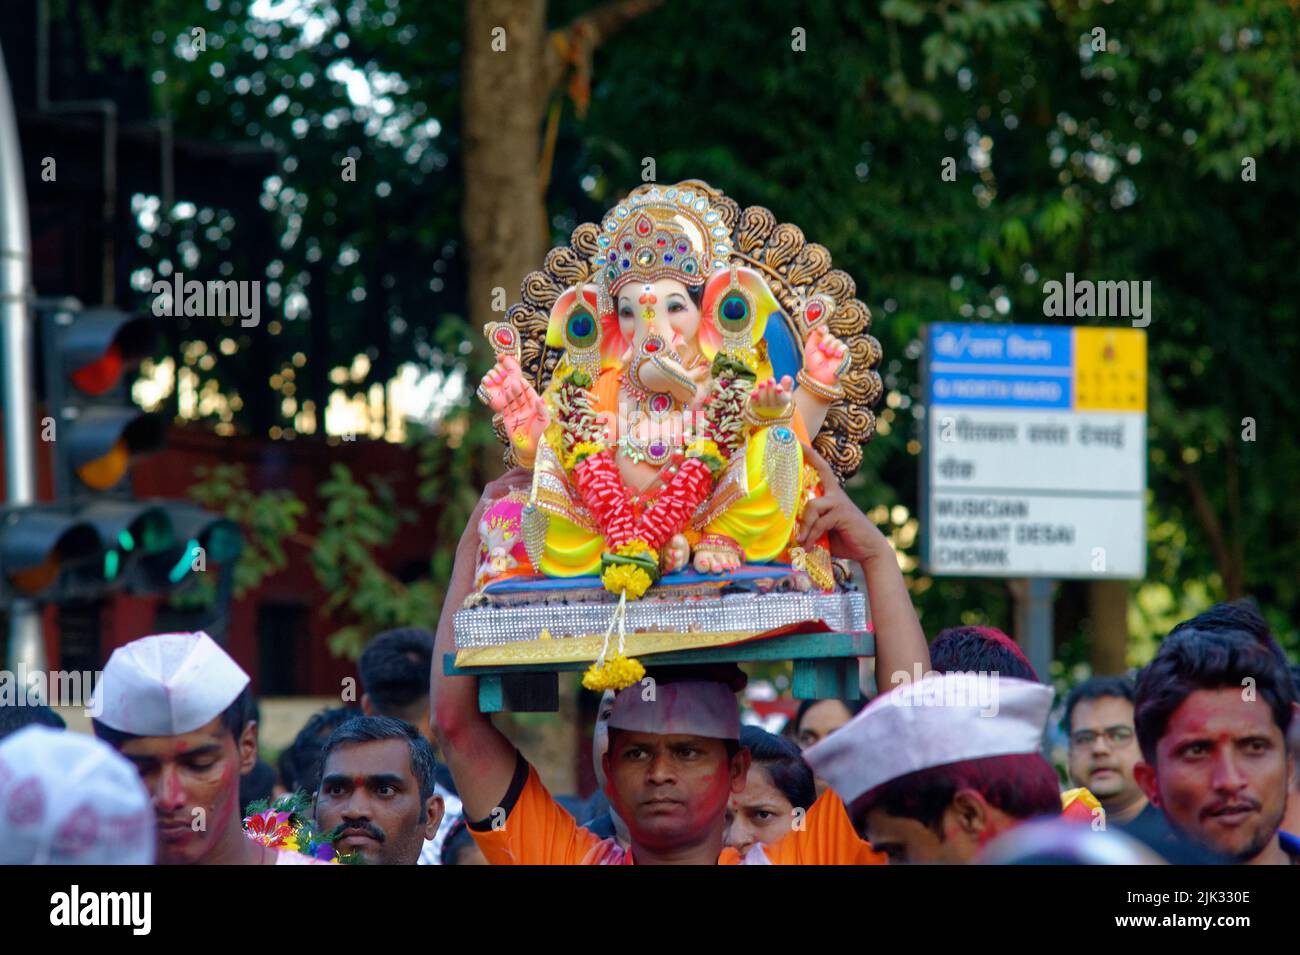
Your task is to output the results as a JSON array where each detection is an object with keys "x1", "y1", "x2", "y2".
[{"x1": 1063, "y1": 676, "x2": 1148, "y2": 825}]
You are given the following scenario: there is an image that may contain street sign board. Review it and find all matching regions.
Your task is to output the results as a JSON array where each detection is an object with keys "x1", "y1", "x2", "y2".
[{"x1": 921, "y1": 323, "x2": 1147, "y2": 578}]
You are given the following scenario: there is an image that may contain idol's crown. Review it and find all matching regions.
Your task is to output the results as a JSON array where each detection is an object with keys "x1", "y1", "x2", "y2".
[{"x1": 594, "y1": 183, "x2": 734, "y2": 296}]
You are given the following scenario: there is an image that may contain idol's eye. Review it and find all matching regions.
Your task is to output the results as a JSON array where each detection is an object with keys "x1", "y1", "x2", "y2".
[
  {"x1": 718, "y1": 292, "x2": 750, "y2": 331},
  {"x1": 566, "y1": 306, "x2": 597, "y2": 348}
]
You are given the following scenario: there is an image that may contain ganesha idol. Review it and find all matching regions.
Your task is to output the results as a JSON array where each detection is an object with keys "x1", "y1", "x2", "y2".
[{"x1": 466, "y1": 180, "x2": 883, "y2": 689}]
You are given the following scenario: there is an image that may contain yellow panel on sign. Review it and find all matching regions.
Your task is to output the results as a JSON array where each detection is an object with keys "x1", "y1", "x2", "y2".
[{"x1": 1073, "y1": 327, "x2": 1146, "y2": 411}]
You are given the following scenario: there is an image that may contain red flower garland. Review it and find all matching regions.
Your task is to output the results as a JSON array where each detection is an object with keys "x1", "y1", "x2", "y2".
[
  {"x1": 573, "y1": 450, "x2": 637, "y2": 549},
  {"x1": 638, "y1": 457, "x2": 714, "y2": 551}
]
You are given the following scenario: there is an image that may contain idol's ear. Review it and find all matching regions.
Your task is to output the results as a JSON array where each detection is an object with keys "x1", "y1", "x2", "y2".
[
  {"x1": 598, "y1": 292, "x2": 629, "y2": 370},
  {"x1": 698, "y1": 265, "x2": 779, "y2": 365},
  {"x1": 546, "y1": 284, "x2": 609, "y2": 384},
  {"x1": 545, "y1": 284, "x2": 601, "y2": 350}
]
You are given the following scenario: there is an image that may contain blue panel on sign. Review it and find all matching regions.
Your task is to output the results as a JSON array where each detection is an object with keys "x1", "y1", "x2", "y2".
[
  {"x1": 930, "y1": 372, "x2": 1071, "y2": 409},
  {"x1": 929, "y1": 323, "x2": 1072, "y2": 369}
]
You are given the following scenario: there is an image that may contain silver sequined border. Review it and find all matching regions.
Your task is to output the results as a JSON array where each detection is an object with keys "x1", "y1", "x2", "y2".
[{"x1": 454, "y1": 590, "x2": 869, "y2": 648}]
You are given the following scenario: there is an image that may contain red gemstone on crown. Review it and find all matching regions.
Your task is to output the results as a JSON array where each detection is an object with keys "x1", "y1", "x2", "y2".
[
  {"x1": 806, "y1": 301, "x2": 824, "y2": 323},
  {"x1": 495, "y1": 328, "x2": 513, "y2": 345},
  {"x1": 645, "y1": 339, "x2": 660, "y2": 352},
  {"x1": 635, "y1": 215, "x2": 652, "y2": 236}
]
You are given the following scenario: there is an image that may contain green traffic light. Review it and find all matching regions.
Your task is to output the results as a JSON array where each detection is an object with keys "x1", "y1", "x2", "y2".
[
  {"x1": 104, "y1": 548, "x2": 120, "y2": 581},
  {"x1": 168, "y1": 538, "x2": 201, "y2": 584},
  {"x1": 118, "y1": 529, "x2": 135, "y2": 552}
]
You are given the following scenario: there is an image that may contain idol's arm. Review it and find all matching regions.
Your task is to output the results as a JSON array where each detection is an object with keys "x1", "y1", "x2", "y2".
[
  {"x1": 793, "y1": 390, "x2": 832, "y2": 440},
  {"x1": 430, "y1": 470, "x2": 531, "y2": 823}
]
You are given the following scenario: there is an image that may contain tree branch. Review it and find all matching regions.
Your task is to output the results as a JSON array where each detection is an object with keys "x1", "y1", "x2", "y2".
[
  {"x1": 1224, "y1": 437, "x2": 1245, "y2": 599},
  {"x1": 1178, "y1": 454, "x2": 1234, "y2": 596},
  {"x1": 545, "y1": 0, "x2": 664, "y2": 92}
]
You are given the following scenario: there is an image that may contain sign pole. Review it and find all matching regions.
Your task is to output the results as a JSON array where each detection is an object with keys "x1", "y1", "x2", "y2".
[{"x1": 1010, "y1": 577, "x2": 1057, "y2": 682}]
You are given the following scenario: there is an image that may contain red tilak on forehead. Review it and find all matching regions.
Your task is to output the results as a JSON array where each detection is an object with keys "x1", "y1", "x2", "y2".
[{"x1": 353, "y1": 776, "x2": 366, "y2": 787}]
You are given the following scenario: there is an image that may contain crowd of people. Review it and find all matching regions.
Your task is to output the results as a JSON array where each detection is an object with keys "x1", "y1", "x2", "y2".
[{"x1": 0, "y1": 465, "x2": 1295, "y2": 866}]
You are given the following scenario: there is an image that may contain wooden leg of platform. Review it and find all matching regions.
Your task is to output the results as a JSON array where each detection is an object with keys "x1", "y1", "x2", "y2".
[
  {"x1": 500, "y1": 672, "x2": 560, "y2": 712},
  {"x1": 792, "y1": 659, "x2": 862, "y2": 701}
]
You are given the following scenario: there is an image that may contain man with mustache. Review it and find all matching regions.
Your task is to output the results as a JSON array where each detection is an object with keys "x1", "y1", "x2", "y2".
[
  {"x1": 91, "y1": 631, "x2": 324, "y2": 864},
  {"x1": 1133, "y1": 602, "x2": 1299, "y2": 865},
  {"x1": 1064, "y1": 676, "x2": 1148, "y2": 825},
  {"x1": 313, "y1": 716, "x2": 443, "y2": 865}
]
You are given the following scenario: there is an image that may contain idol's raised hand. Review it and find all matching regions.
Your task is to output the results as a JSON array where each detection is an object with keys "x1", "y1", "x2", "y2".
[
  {"x1": 479, "y1": 355, "x2": 549, "y2": 464},
  {"x1": 801, "y1": 326, "x2": 850, "y2": 387}
]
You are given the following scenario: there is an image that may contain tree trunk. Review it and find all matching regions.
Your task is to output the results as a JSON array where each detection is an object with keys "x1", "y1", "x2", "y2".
[
  {"x1": 1087, "y1": 579, "x2": 1129, "y2": 674},
  {"x1": 461, "y1": 0, "x2": 549, "y2": 333}
]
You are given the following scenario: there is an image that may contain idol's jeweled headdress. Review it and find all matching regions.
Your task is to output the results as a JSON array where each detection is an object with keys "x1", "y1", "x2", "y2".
[
  {"x1": 496, "y1": 179, "x2": 885, "y2": 483},
  {"x1": 594, "y1": 184, "x2": 735, "y2": 297}
]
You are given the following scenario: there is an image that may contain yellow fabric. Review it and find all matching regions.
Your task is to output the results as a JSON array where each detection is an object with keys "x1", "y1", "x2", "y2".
[
  {"x1": 703, "y1": 414, "x2": 808, "y2": 562},
  {"x1": 538, "y1": 510, "x2": 604, "y2": 576}
]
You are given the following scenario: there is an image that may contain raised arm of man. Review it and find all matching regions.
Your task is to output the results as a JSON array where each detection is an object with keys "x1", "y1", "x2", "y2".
[
  {"x1": 794, "y1": 445, "x2": 930, "y2": 687},
  {"x1": 429, "y1": 469, "x2": 533, "y2": 823}
]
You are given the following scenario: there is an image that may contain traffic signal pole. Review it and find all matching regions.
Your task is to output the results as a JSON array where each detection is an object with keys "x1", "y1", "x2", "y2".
[{"x1": 0, "y1": 40, "x2": 48, "y2": 673}]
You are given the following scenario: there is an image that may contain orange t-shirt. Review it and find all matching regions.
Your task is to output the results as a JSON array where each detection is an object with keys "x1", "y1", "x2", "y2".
[{"x1": 468, "y1": 755, "x2": 885, "y2": 865}]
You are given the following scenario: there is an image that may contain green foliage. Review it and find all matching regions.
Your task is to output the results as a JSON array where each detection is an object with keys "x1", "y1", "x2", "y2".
[
  {"x1": 80, "y1": 0, "x2": 1300, "y2": 662},
  {"x1": 187, "y1": 464, "x2": 307, "y2": 597},
  {"x1": 310, "y1": 463, "x2": 441, "y2": 659}
]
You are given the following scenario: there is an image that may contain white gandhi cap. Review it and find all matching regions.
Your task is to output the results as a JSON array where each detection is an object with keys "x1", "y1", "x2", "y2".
[
  {"x1": 0, "y1": 725, "x2": 154, "y2": 864},
  {"x1": 804, "y1": 672, "x2": 1054, "y2": 808},
  {"x1": 90, "y1": 630, "x2": 251, "y2": 736}
]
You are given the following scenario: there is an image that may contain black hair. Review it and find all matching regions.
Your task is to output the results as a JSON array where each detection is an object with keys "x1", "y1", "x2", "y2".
[
  {"x1": 318, "y1": 715, "x2": 437, "y2": 821},
  {"x1": 740, "y1": 725, "x2": 816, "y2": 810},
  {"x1": 793, "y1": 698, "x2": 865, "y2": 735},
  {"x1": 0, "y1": 703, "x2": 67, "y2": 740},
  {"x1": 929, "y1": 626, "x2": 1040, "y2": 681},
  {"x1": 440, "y1": 817, "x2": 477, "y2": 865},
  {"x1": 240, "y1": 759, "x2": 278, "y2": 813},
  {"x1": 357, "y1": 628, "x2": 434, "y2": 713},
  {"x1": 280, "y1": 706, "x2": 356, "y2": 793},
  {"x1": 858, "y1": 753, "x2": 1062, "y2": 831},
  {"x1": 1061, "y1": 675, "x2": 1137, "y2": 735},
  {"x1": 1134, "y1": 602, "x2": 1297, "y2": 765},
  {"x1": 92, "y1": 685, "x2": 255, "y2": 750}
]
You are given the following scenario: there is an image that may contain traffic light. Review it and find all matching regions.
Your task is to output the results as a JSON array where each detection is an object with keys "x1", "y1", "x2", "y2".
[
  {"x1": 128, "y1": 502, "x2": 241, "y2": 593},
  {"x1": 67, "y1": 499, "x2": 173, "y2": 596},
  {"x1": 26, "y1": 299, "x2": 241, "y2": 602},
  {"x1": 39, "y1": 300, "x2": 166, "y2": 499},
  {"x1": 0, "y1": 506, "x2": 100, "y2": 601}
]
